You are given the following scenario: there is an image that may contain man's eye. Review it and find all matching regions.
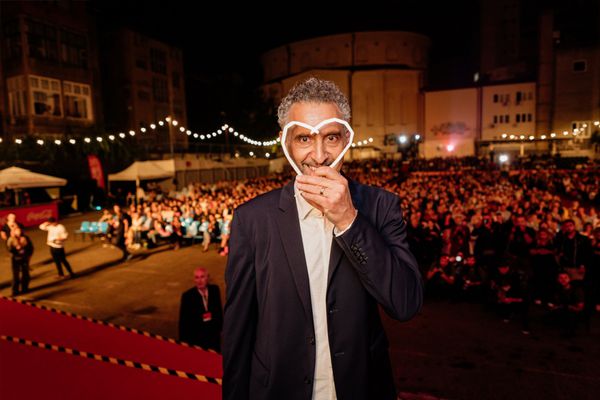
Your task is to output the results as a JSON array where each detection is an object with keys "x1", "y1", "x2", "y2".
[
  {"x1": 326, "y1": 134, "x2": 340, "y2": 142},
  {"x1": 297, "y1": 136, "x2": 310, "y2": 143}
]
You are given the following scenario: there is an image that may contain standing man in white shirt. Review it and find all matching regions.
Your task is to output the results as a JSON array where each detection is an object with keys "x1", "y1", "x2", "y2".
[
  {"x1": 223, "y1": 78, "x2": 422, "y2": 400},
  {"x1": 40, "y1": 217, "x2": 75, "y2": 279}
]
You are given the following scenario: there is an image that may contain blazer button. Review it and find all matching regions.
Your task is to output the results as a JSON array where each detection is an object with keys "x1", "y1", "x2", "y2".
[
  {"x1": 304, "y1": 376, "x2": 312, "y2": 384},
  {"x1": 308, "y1": 337, "x2": 315, "y2": 345}
]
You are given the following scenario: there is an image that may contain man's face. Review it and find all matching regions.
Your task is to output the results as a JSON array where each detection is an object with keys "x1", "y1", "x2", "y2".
[
  {"x1": 410, "y1": 214, "x2": 420, "y2": 227},
  {"x1": 563, "y1": 221, "x2": 575, "y2": 234},
  {"x1": 194, "y1": 269, "x2": 209, "y2": 290},
  {"x1": 282, "y1": 102, "x2": 349, "y2": 176}
]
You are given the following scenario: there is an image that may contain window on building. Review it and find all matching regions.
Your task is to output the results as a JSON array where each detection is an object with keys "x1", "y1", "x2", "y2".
[
  {"x1": 493, "y1": 94, "x2": 498, "y2": 103},
  {"x1": 505, "y1": 115, "x2": 510, "y2": 123},
  {"x1": 26, "y1": 19, "x2": 58, "y2": 62},
  {"x1": 150, "y1": 48, "x2": 166, "y2": 74},
  {"x1": 516, "y1": 91, "x2": 522, "y2": 103},
  {"x1": 60, "y1": 29, "x2": 88, "y2": 68},
  {"x1": 4, "y1": 20, "x2": 22, "y2": 61},
  {"x1": 63, "y1": 81, "x2": 93, "y2": 120},
  {"x1": 522, "y1": 113, "x2": 526, "y2": 122},
  {"x1": 29, "y1": 75, "x2": 62, "y2": 117},
  {"x1": 493, "y1": 115, "x2": 498, "y2": 124},
  {"x1": 172, "y1": 71, "x2": 180, "y2": 89},
  {"x1": 572, "y1": 60, "x2": 587, "y2": 73},
  {"x1": 516, "y1": 114, "x2": 521, "y2": 123},
  {"x1": 499, "y1": 115, "x2": 504, "y2": 123},
  {"x1": 527, "y1": 114, "x2": 532, "y2": 122},
  {"x1": 152, "y1": 77, "x2": 168, "y2": 103},
  {"x1": 6, "y1": 76, "x2": 27, "y2": 118}
]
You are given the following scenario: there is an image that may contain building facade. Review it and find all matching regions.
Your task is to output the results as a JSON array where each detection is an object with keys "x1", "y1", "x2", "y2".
[
  {"x1": 100, "y1": 29, "x2": 187, "y2": 153},
  {"x1": 0, "y1": 1, "x2": 102, "y2": 140},
  {"x1": 261, "y1": 31, "x2": 430, "y2": 157}
]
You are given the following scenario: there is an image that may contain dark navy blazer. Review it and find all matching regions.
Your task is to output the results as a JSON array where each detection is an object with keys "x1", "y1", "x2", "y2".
[{"x1": 223, "y1": 178, "x2": 423, "y2": 400}]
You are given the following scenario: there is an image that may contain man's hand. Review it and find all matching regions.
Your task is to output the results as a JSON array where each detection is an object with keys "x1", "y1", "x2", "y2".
[{"x1": 296, "y1": 167, "x2": 357, "y2": 231}]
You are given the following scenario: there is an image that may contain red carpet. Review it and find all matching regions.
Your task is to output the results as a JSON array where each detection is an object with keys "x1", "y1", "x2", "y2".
[{"x1": 0, "y1": 296, "x2": 222, "y2": 399}]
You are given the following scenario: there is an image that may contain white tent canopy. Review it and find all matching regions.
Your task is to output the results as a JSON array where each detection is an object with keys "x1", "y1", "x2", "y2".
[
  {"x1": 0, "y1": 166, "x2": 67, "y2": 190},
  {"x1": 108, "y1": 160, "x2": 174, "y2": 182}
]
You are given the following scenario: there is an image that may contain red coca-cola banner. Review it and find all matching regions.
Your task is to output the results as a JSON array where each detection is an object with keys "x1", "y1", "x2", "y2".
[
  {"x1": 0, "y1": 202, "x2": 58, "y2": 228},
  {"x1": 87, "y1": 155, "x2": 105, "y2": 190}
]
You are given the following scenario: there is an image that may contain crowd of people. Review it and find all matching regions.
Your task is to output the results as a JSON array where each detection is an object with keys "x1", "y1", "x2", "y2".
[
  {"x1": 346, "y1": 158, "x2": 600, "y2": 337},
  {"x1": 3, "y1": 157, "x2": 599, "y2": 338},
  {"x1": 99, "y1": 176, "x2": 291, "y2": 259},
  {"x1": 98, "y1": 157, "x2": 600, "y2": 338}
]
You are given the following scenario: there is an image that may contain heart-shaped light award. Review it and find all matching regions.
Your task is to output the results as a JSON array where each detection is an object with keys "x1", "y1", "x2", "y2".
[{"x1": 281, "y1": 117, "x2": 355, "y2": 175}]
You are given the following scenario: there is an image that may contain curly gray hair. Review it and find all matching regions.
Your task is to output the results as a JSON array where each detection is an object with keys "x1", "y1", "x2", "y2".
[{"x1": 277, "y1": 77, "x2": 351, "y2": 129}]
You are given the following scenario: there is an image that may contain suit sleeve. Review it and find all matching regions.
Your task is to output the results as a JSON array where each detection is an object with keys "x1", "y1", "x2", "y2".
[
  {"x1": 211, "y1": 284, "x2": 224, "y2": 332},
  {"x1": 178, "y1": 292, "x2": 192, "y2": 343},
  {"x1": 335, "y1": 194, "x2": 423, "y2": 321},
  {"x1": 223, "y1": 209, "x2": 257, "y2": 400}
]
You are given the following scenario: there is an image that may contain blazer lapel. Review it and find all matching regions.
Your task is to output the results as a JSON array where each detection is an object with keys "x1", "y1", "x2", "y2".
[
  {"x1": 327, "y1": 178, "x2": 362, "y2": 287},
  {"x1": 276, "y1": 180, "x2": 313, "y2": 322}
]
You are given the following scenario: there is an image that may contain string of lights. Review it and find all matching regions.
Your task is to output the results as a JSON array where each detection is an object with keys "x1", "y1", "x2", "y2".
[
  {"x1": 3, "y1": 116, "x2": 590, "y2": 148},
  {"x1": 498, "y1": 123, "x2": 596, "y2": 141},
  {"x1": 0, "y1": 116, "x2": 280, "y2": 148}
]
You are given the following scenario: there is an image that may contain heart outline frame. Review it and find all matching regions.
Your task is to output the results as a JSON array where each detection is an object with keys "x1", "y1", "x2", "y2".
[{"x1": 281, "y1": 117, "x2": 355, "y2": 175}]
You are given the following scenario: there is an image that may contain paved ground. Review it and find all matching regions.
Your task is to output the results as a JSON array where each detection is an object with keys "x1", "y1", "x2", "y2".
[{"x1": 1, "y1": 212, "x2": 599, "y2": 399}]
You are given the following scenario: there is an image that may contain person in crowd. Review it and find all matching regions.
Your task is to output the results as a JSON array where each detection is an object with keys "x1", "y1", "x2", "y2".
[
  {"x1": 548, "y1": 272, "x2": 585, "y2": 338},
  {"x1": 179, "y1": 267, "x2": 223, "y2": 351},
  {"x1": 529, "y1": 228, "x2": 559, "y2": 305},
  {"x1": 202, "y1": 214, "x2": 220, "y2": 252},
  {"x1": 426, "y1": 254, "x2": 456, "y2": 299},
  {"x1": 507, "y1": 214, "x2": 536, "y2": 275},
  {"x1": 7, "y1": 227, "x2": 34, "y2": 295},
  {"x1": 1, "y1": 213, "x2": 24, "y2": 243},
  {"x1": 170, "y1": 216, "x2": 185, "y2": 250},
  {"x1": 111, "y1": 204, "x2": 132, "y2": 261},
  {"x1": 456, "y1": 255, "x2": 485, "y2": 302},
  {"x1": 555, "y1": 219, "x2": 591, "y2": 283},
  {"x1": 147, "y1": 219, "x2": 172, "y2": 247},
  {"x1": 39, "y1": 217, "x2": 75, "y2": 279},
  {"x1": 98, "y1": 209, "x2": 113, "y2": 223},
  {"x1": 219, "y1": 214, "x2": 232, "y2": 256},
  {"x1": 489, "y1": 258, "x2": 530, "y2": 334}
]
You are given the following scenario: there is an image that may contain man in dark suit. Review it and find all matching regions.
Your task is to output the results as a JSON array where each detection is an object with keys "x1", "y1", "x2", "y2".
[
  {"x1": 178, "y1": 267, "x2": 223, "y2": 351},
  {"x1": 223, "y1": 78, "x2": 423, "y2": 400}
]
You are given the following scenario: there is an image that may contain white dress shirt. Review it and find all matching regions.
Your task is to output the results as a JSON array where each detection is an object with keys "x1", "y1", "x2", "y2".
[{"x1": 294, "y1": 183, "x2": 356, "y2": 400}]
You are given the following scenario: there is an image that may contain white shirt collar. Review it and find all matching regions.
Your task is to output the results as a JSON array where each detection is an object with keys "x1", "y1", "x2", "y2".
[{"x1": 294, "y1": 181, "x2": 323, "y2": 220}]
